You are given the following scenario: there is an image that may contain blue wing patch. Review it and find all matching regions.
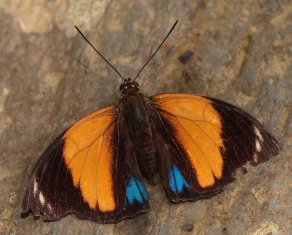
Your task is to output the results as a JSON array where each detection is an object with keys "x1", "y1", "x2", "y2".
[
  {"x1": 126, "y1": 176, "x2": 149, "y2": 206},
  {"x1": 169, "y1": 164, "x2": 191, "y2": 193}
]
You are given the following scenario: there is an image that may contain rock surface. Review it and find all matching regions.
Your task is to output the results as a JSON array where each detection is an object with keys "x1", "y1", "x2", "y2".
[{"x1": 0, "y1": 0, "x2": 291, "y2": 234}]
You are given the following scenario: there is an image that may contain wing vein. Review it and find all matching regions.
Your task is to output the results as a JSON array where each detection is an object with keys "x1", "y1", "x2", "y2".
[{"x1": 66, "y1": 115, "x2": 119, "y2": 168}]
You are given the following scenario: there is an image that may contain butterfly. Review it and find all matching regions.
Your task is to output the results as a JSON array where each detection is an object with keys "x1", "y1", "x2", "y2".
[{"x1": 21, "y1": 21, "x2": 279, "y2": 223}]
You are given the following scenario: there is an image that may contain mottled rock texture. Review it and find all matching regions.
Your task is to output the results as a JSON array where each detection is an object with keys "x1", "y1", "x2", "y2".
[{"x1": 0, "y1": 0, "x2": 291, "y2": 235}]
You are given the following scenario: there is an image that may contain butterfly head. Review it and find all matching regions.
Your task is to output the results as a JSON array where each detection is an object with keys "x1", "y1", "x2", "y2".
[{"x1": 120, "y1": 78, "x2": 140, "y2": 96}]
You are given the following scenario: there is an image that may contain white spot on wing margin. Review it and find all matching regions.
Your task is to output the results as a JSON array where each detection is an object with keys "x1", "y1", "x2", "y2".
[
  {"x1": 255, "y1": 140, "x2": 262, "y2": 152},
  {"x1": 47, "y1": 203, "x2": 53, "y2": 213},
  {"x1": 254, "y1": 126, "x2": 264, "y2": 141},
  {"x1": 253, "y1": 153, "x2": 258, "y2": 163},
  {"x1": 33, "y1": 179, "x2": 38, "y2": 196},
  {"x1": 39, "y1": 192, "x2": 45, "y2": 206}
]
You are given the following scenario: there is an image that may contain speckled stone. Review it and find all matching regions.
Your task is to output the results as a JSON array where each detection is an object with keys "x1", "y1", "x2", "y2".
[{"x1": 1, "y1": 1, "x2": 291, "y2": 235}]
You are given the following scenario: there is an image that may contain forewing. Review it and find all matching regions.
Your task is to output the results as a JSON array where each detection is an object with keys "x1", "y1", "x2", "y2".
[
  {"x1": 150, "y1": 94, "x2": 279, "y2": 202},
  {"x1": 22, "y1": 105, "x2": 150, "y2": 222}
]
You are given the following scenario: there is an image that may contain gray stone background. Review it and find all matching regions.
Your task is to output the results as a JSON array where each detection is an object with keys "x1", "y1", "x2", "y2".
[{"x1": 0, "y1": 0, "x2": 291, "y2": 234}]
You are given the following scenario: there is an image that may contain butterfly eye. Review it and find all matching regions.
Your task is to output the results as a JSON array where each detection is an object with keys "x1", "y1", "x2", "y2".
[
  {"x1": 120, "y1": 83, "x2": 126, "y2": 91},
  {"x1": 133, "y1": 81, "x2": 139, "y2": 88}
]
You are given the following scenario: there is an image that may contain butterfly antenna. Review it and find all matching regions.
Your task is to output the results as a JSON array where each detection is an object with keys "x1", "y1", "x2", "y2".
[
  {"x1": 75, "y1": 26, "x2": 125, "y2": 81},
  {"x1": 133, "y1": 20, "x2": 178, "y2": 81}
]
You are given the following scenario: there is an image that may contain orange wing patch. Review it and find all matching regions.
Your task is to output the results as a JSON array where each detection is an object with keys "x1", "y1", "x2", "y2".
[
  {"x1": 63, "y1": 105, "x2": 118, "y2": 211},
  {"x1": 153, "y1": 94, "x2": 224, "y2": 188}
]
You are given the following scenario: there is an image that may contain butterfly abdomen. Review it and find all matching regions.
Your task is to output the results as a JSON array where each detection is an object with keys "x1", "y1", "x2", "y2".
[
  {"x1": 135, "y1": 135, "x2": 157, "y2": 185},
  {"x1": 121, "y1": 92, "x2": 158, "y2": 184}
]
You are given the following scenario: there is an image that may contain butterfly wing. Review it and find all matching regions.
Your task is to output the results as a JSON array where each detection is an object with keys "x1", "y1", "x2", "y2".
[
  {"x1": 22, "y1": 105, "x2": 150, "y2": 222},
  {"x1": 150, "y1": 94, "x2": 279, "y2": 202}
]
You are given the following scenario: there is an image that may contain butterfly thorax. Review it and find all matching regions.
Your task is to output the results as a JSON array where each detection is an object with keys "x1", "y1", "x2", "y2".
[{"x1": 119, "y1": 79, "x2": 158, "y2": 185}]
